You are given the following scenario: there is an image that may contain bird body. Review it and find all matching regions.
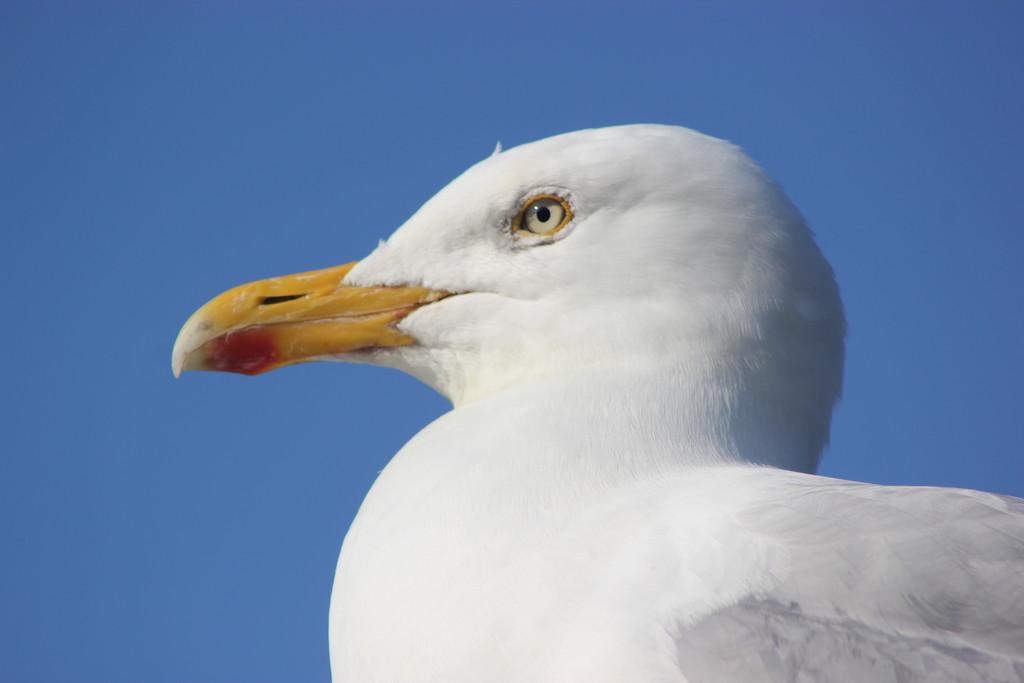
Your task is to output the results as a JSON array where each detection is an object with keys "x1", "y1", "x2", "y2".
[
  {"x1": 330, "y1": 375, "x2": 1024, "y2": 682},
  {"x1": 173, "y1": 125, "x2": 1024, "y2": 681}
]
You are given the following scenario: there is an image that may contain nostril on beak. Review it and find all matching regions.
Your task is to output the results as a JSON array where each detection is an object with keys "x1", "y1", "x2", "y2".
[{"x1": 260, "y1": 294, "x2": 305, "y2": 306}]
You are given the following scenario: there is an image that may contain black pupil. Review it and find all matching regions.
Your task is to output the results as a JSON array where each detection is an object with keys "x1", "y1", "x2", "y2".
[{"x1": 536, "y1": 206, "x2": 551, "y2": 223}]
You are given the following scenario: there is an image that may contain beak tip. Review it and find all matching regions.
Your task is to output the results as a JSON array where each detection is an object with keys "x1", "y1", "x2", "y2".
[
  {"x1": 172, "y1": 315, "x2": 206, "y2": 377},
  {"x1": 171, "y1": 344, "x2": 207, "y2": 377},
  {"x1": 171, "y1": 341, "x2": 187, "y2": 377}
]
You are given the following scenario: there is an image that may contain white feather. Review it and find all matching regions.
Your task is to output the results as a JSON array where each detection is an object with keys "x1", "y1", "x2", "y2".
[{"x1": 327, "y1": 125, "x2": 1023, "y2": 681}]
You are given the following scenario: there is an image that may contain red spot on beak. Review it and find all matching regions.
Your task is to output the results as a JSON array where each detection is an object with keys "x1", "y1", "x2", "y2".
[{"x1": 206, "y1": 329, "x2": 280, "y2": 375}]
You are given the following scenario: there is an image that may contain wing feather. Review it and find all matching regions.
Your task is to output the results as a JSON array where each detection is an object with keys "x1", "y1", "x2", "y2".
[{"x1": 672, "y1": 474, "x2": 1024, "y2": 681}]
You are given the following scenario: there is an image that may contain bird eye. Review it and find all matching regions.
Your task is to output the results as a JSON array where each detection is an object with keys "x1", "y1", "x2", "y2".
[{"x1": 514, "y1": 195, "x2": 572, "y2": 236}]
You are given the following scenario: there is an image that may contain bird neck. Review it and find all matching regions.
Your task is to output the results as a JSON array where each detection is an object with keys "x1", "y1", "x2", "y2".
[
  {"x1": 344, "y1": 365, "x2": 821, "y2": 579},
  {"x1": 436, "y1": 365, "x2": 823, "y2": 482}
]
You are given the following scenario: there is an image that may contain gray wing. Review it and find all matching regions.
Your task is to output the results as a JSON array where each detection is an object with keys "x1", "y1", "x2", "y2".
[{"x1": 675, "y1": 476, "x2": 1024, "y2": 682}]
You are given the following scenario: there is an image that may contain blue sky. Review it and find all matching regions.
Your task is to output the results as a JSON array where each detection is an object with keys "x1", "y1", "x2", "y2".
[{"x1": 2, "y1": 2, "x2": 1022, "y2": 680}]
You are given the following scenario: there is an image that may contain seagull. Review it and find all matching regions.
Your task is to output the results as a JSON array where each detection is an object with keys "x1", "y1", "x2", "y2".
[{"x1": 173, "y1": 125, "x2": 1024, "y2": 682}]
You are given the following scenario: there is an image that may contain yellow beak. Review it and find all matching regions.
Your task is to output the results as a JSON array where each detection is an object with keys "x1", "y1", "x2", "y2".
[{"x1": 171, "y1": 262, "x2": 452, "y2": 376}]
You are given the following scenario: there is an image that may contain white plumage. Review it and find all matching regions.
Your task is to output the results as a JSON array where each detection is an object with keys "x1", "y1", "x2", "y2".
[{"x1": 175, "y1": 125, "x2": 1024, "y2": 681}]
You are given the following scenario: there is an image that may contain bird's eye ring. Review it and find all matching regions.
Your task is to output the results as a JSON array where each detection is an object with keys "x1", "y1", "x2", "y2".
[{"x1": 513, "y1": 195, "x2": 572, "y2": 237}]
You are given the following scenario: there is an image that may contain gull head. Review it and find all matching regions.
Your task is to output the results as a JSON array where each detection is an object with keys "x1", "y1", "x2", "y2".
[{"x1": 173, "y1": 125, "x2": 845, "y2": 469}]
